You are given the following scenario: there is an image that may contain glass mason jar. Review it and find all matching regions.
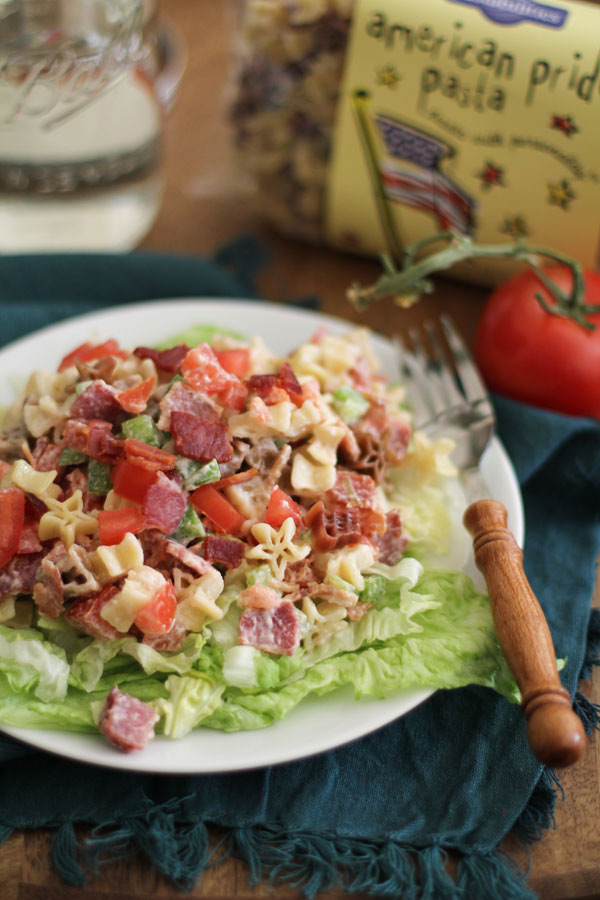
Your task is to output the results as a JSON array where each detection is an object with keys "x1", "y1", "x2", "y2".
[{"x1": 0, "y1": 0, "x2": 185, "y2": 253}]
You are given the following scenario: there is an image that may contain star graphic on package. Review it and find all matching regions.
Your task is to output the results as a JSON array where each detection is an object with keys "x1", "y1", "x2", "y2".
[
  {"x1": 376, "y1": 64, "x2": 401, "y2": 88},
  {"x1": 547, "y1": 179, "x2": 576, "y2": 210},
  {"x1": 477, "y1": 161, "x2": 505, "y2": 190},
  {"x1": 499, "y1": 215, "x2": 529, "y2": 240},
  {"x1": 550, "y1": 114, "x2": 579, "y2": 137}
]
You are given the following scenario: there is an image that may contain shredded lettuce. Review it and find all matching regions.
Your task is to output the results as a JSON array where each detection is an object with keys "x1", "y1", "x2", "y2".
[
  {"x1": 70, "y1": 632, "x2": 206, "y2": 692},
  {"x1": 154, "y1": 673, "x2": 224, "y2": 739},
  {"x1": 0, "y1": 626, "x2": 69, "y2": 702},
  {"x1": 156, "y1": 324, "x2": 245, "y2": 350}
]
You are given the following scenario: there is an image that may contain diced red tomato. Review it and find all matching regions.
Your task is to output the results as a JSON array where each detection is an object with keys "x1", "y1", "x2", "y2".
[
  {"x1": 123, "y1": 438, "x2": 177, "y2": 472},
  {"x1": 98, "y1": 507, "x2": 147, "y2": 545},
  {"x1": 213, "y1": 467, "x2": 258, "y2": 490},
  {"x1": 190, "y1": 484, "x2": 245, "y2": 535},
  {"x1": 0, "y1": 488, "x2": 26, "y2": 567},
  {"x1": 265, "y1": 487, "x2": 302, "y2": 529},
  {"x1": 216, "y1": 379, "x2": 249, "y2": 411},
  {"x1": 116, "y1": 375, "x2": 157, "y2": 414},
  {"x1": 110, "y1": 458, "x2": 157, "y2": 503},
  {"x1": 58, "y1": 339, "x2": 129, "y2": 372},
  {"x1": 134, "y1": 581, "x2": 178, "y2": 635},
  {"x1": 181, "y1": 343, "x2": 234, "y2": 393},
  {"x1": 215, "y1": 348, "x2": 250, "y2": 378}
]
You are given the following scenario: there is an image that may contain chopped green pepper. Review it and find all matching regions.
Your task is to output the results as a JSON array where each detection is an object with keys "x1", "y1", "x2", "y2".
[
  {"x1": 170, "y1": 503, "x2": 205, "y2": 542},
  {"x1": 121, "y1": 415, "x2": 167, "y2": 447},
  {"x1": 175, "y1": 457, "x2": 221, "y2": 491},
  {"x1": 59, "y1": 447, "x2": 88, "y2": 466},
  {"x1": 87, "y1": 460, "x2": 113, "y2": 495}
]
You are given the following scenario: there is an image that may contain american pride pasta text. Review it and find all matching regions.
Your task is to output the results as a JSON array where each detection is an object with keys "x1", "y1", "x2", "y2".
[{"x1": 0, "y1": 324, "x2": 516, "y2": 753}]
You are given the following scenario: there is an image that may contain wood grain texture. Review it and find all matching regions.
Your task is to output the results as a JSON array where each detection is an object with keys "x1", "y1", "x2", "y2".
[
  {"x1": 464, "y1": 500, "x2": 586, "y2": 769},
  {"x1": 0, "y1": 2, "x2": 598, "y2": 898}
]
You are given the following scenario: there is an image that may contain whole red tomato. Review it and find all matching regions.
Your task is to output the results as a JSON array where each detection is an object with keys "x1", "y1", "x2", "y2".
[{"x1": 474, "y1": 265, "x2": 600, "y2": 419}]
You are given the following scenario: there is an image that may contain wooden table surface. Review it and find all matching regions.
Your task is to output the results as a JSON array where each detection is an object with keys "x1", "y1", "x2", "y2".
[{"x1": 2, "y1": 2, "x2": 599, "y2": 898}]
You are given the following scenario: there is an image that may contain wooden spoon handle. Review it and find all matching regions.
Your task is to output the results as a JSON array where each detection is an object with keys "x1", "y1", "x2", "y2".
[{"x1": 463, "y1": 499, "x2": 585, "y2": 768}]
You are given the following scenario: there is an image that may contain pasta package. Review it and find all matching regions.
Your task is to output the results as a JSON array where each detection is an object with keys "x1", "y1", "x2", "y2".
[{"x1": 230, "y1": 0, "x2": 600, "y2": 284}]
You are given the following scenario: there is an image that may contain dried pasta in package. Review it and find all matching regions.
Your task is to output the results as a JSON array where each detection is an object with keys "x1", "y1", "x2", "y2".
[{"x1": 230, "y1": 0, "x2": 600, "y2": 284}]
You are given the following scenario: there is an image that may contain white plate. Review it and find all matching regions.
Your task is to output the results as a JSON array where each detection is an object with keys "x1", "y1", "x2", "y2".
[{"x1": 0, "y1": 299, "x2": 524, "y2": 773}]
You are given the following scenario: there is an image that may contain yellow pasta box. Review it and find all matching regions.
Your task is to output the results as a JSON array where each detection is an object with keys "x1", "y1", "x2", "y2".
[{"x1": 324, "y1": 0, "x2": 600, "y2": 283}]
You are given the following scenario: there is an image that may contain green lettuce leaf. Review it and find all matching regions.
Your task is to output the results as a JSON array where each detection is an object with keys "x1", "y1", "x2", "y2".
[
  {"x1": 156, "y1": 324, "x2": 246, "y2": 350},
  {"x1": 0, "y1": 626, "x2": 69, "y2": 702},
  {"x1": 182, "y1": 569, "x2": 518, "y2": 733},
  {"x1": 154, "y1": 673, "x2": 224, "y2": 739},
  {"x1": 70, "y1": 632, "x2": 206, "y2": 692}
]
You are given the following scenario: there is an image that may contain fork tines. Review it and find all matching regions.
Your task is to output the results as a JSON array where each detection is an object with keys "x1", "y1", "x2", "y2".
[{"x1": 396, "y1": 316, "x2": 492, "y2": 430}]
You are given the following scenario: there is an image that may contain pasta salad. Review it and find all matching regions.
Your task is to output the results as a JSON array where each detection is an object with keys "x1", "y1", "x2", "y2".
[{"x1": 0, "y1": 323, "x2": 516, "y2": 753}]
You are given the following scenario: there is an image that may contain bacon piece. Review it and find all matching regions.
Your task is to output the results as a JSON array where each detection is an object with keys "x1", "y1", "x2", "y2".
[
  {"x1": 99, "y1": 686, "x2": 159, "y2": 752},
  {"x1": 157, "y1": 380, "x2": 220, "y2": 431},
  {"x1": 373, "y1": 509, "x2": 409, "y2": 566},
  {"x1": 0, "y1": 552, "x2": 44, "y2": 601},
  {"x1": 170, "y1": 411, "x2": 233, "y2": 463},
  {"x1": 246, "y1": 363, "x2": 303, "y2": 406},
  {"x1": 304, "y1": 501, "x2": 363, "y2": 553},
  {"x1": 61, "y1": 418, "x2": 123, "y2": 464},
  {"x1": 284, "y1": 558, "x2": 318, "y2": 587},
  {"x1": 164, "y1": 539, "x2": 212, "y2": 576},
  {"x1": 246, "y1": 373, "x2": 278, "y2": 399},
  {"x1": 238, "y1": 601, "x2": 300, "y2": 656},
  {"x1": 349, "y1": 356, "x2": 373, "y2": 391},
  {"x1": 142, "y1": 621, "x2": 187, "y2": 652},
  {"x1": 142, "y1": 471, "x2": 187, "y2": 534},
  {"x1": 33, "y1": 543, "x2": 68, "y2": 618},
  {"x1": 70, "y1": 380, "x2": 123, "y2": 423},
  {"x1": 387, "y1": 419, "x2": 411, "y2": 464},
  {"x1": 240, "y1": 584, "x2": 282, "y2": 609},
  {"x1": 138, "y1": 530, "x2": 170, "y2": 570},
  {"x1": 277, "y1": 362, "x2": 303, "y2": 405},
  {"x1": 32, "y1": 437, "x2": 63, "y2": 473},
  {"x1": 17, "y1": 498, "x2": 43, "y2": 555},
  {"x1": 64, "y1": 585, "x2": 122, "y2": 640},
  {"x1": 134, "y1": 344, "x2": 189, "y2": 373},
  {"x1": 17, "y1": 522, "x2": 43, "y2": 555},
  {"x1": 320, "y1": 470, "x2": 386, "y2": 540},
  {"x1": 202, "y1": 535, "x2": 245, "y2": 570},
  {"x1": 326, "y1": 469, "x2": 378, "y2": 510},
  {"x1": 213, "y1": 468, "x2": 258, "y2": 490},
  {"x1": 124, "y1": 439, "x2": 177, "y2": 472}
]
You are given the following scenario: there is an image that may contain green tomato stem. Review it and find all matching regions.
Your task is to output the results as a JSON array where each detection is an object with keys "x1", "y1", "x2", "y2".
[{"x1": 347, "y1": 232, "x2": 596, "y2": 332}]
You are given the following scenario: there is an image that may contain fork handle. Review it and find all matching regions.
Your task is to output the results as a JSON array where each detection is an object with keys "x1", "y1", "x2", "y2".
[{"x1": 463, "y1": 499, "x2": 585, "y2": 769}]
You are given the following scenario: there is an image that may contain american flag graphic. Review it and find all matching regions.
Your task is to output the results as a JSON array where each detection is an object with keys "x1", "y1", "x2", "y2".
[{"x1": 374, "y1": 115, "x2": 476, "y2": 234}]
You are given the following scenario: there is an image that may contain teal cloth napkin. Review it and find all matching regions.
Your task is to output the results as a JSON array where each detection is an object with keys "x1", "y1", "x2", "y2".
[{"x1": 0, "y1": 250, "x2": 598, "y2": 900}]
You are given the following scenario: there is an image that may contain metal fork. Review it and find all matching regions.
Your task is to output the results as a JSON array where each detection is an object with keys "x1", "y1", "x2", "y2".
[
  {"x1": 396, "y1": 315, "x2": 494, "y2": 487},
  {"x1": 396, "y1": 316, "x2": 586, "y2": 769}
]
